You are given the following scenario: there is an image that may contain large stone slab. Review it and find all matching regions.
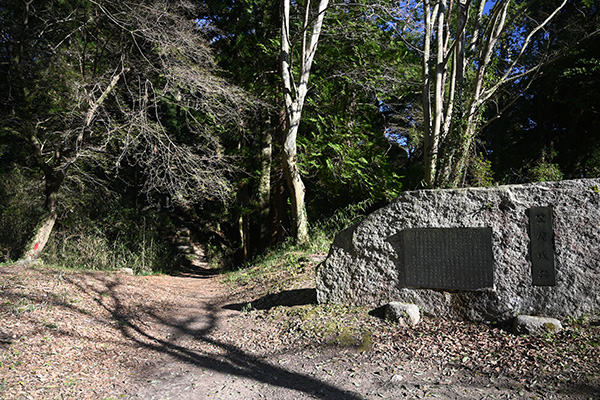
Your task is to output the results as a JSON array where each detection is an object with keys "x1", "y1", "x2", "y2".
[{"x1": 316, "y1": 179, "x2": 600, "y2": 321}]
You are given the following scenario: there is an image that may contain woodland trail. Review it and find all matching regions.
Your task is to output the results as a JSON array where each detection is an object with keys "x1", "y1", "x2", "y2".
[
  {"x1": 120, "y1": 252, "x2": 599, "y2": 400},
  {"x1": 124, "y1": 251, "x2": 373, "y2": 399},
  {"x1": 1, "y1": 245, "x2": 598, "y2": 399}
]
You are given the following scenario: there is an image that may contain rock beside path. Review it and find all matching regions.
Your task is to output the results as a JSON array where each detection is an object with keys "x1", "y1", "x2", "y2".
[
  {"x1": 385, "y1": 302, "x2": 420, "y2": 326},
  {"x1": 513, "y1": 315, "x2": 563, "y2": 335},
  {"x1": 316, "y1": 179, "x2": 600, "y2": 321}
]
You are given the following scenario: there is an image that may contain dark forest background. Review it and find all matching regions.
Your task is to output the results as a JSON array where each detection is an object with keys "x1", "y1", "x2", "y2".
[{"x1": 1, "y1": 0, "x2": 598, "y2": 271}]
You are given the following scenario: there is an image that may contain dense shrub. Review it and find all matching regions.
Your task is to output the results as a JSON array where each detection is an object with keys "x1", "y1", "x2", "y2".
[
  {"x1": 42, "y1": 193, "x2": 179, "y2": 273},
  {"x1": 0, "y1": 167, "x2": 179, "y2": 273}
]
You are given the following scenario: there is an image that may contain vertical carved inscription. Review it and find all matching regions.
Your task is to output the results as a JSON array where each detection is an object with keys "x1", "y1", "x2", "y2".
[
  {"x1": 403, "y1": 228, "x2": 494, "y2": 290},
  {"x1": 528, "y1": 207, "x2": 556, "y2": 286}
]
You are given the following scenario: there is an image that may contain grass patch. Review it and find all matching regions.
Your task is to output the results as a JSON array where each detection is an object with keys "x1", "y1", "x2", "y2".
[
  {"x1": 219, "y1": 199, "x2": 372, "y2": 289},
  {"x1": 220, "y1": 235, "x2": 329, "y2": 293},
  {"x1": 265, "y1": 303, "x2": 376, "y2": 351}
]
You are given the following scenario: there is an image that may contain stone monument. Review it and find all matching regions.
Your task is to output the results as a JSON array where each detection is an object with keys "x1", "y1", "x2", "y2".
[{"x1": 316, "y1": 179, "x2": 600, "y2": 321}]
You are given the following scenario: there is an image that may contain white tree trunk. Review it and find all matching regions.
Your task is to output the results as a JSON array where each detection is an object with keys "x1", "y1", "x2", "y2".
[
  {"x1": 420, "y1": 0, "x2": 567, "y2": 188},
  {"x1": 280, "y1": 0, "x2": 329, "y2": 244},
  {"x1": 422, "y1": 0, "x2": 435, "y2": 188}
]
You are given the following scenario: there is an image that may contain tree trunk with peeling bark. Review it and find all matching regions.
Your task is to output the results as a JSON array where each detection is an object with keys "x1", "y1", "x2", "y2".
[{"x1": 280, "y1": 0, "x2": 329, "y2": 244}]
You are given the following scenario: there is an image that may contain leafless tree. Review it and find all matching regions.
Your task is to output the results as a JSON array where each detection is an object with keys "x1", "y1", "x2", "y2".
[{"x1": 2, "y1": 0, "x2": 255, "y2": 260}]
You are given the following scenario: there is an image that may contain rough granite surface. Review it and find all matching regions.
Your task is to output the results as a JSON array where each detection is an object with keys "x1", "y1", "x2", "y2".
[
  {"x1": 513, "y1": 315, "x2": 563, "y2": 335},
  {"x1": 316, "y1": 179, "x2": 600, "y2": 321},
  {"x1": 385, "y1": 302, "x2": 421, "y2": 326}
]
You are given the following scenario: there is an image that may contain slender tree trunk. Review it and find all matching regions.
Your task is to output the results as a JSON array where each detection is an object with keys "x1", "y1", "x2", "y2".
[
  {"x1": 422, "y1": 0, "x2": 435, "y2": 188},
  {"x1": 271, "y1": 110, "x2": 290, "y2": 244},
  {"x1": 237, "y1": 182, "x2": 250, "y2": 263},
  {"x1": 257, "y1": 113, "x2": 273, "y2": 249},
  {"x1": 280, "y1": 0, "x2": 329, "y2": 244},
  {"x1": 272, "y1": 173, "x2": 289, "y2": 244}
]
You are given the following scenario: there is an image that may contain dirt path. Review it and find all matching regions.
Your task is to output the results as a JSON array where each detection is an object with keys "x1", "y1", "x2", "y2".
[
  {"x1": 118, "y1": 265, "x2": 598, "y2": 400},
  {"x1": 121, "y1": 269, "x2": 495, "y2": 400},
  {"x1": 1, "y1": 254, "x2": 599, "y2": 399},
  {"x1": 121, "y1": 266, "x2": 385, "y2": 400}
]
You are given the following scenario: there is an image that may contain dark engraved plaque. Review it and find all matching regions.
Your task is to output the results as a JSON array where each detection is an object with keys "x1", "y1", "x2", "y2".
[
  {"x1": 528, "y1": 207, "x2": 556, "y2": 286},
  {"x1": 403, "y1": 228, "x2": 494, "y2": 291}
]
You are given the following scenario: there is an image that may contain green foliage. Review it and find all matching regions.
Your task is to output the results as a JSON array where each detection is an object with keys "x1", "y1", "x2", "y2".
[
  {"x1": 2, "y1": 0, "x2": 246, "y2": 213},
  {"x1": 223, "y1": 236, "x2": 313, "y2": 281},
  {"x1": 1, "y1": 0, "x2": 595, "y2": 270},
  {"x1": 484, "y1": 9, "x2": 600, "y2": 183},
  {"x1": 517, "y1": 149, "x2": 565, "y2": 183},
  {"x1": 293, "y1": 3, "x2": 415, "y2": 215},
  {"x1": 310, "y1": 199, "x2": 373, "y2": 239},
  {"x1": 0, "y1": 0, "x2": 252, "y2": 272},
  {"x1": 24, "y1": 173, "x2": 180, "y2": 273},
  {"x1": 43, "y1": 198, "x2": 177, "y2": 274},
  {"x1": 221, "y1": 198, "x2": 372, "y2": 277},
  {"x1": 298, "y1": 100, "x2": 404, "y2": 212},
  {"x1": 527, "y1": 160, "x2": 564, "y2": 183},
  {"x1": 585, "y1": 146, "x2": 600, "y2": 178},
  {"x1": 468, "y1": 154, "x2": 495, "y2": 187}
]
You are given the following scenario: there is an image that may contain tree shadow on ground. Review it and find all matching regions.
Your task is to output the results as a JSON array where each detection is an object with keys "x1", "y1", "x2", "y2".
[
  {"x1": 169, "y1": 257, "x2": 220, "y2": 279},
  {"x1": 13, "y1": 268, "x2": 597, "y2": 399},
  {"x1": 62, "y1": 274, "x2": 363, "y2": 400},
  {"x1": 223, "y1": 288, "x2": 317, "y2": 311}
]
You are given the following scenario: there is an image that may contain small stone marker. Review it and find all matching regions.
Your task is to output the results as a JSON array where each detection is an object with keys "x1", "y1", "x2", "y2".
[
  {"x1": 402, "y1": 228, "x2": 494, "y2": 291},
  {"x1": 120, "y1": 267, "x2": 134, "y2": 275},
  {"x1": 528, "y1": 206, "x2": 556, "y2": 286},
  {"x1": 385, "y1": 302, "x2": 420, "y2": 326},
  {"x1": 513, "y1": 315, "x2": 563, "y2": 335}
]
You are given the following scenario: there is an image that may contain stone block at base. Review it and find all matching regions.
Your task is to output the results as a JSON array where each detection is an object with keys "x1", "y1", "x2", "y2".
[
  {"x1": 385, "y1": 302, "x2": 420, "y2": 326},
  {"x1": 513, "y1": 315, "x2": 563, "y2": 335}
]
